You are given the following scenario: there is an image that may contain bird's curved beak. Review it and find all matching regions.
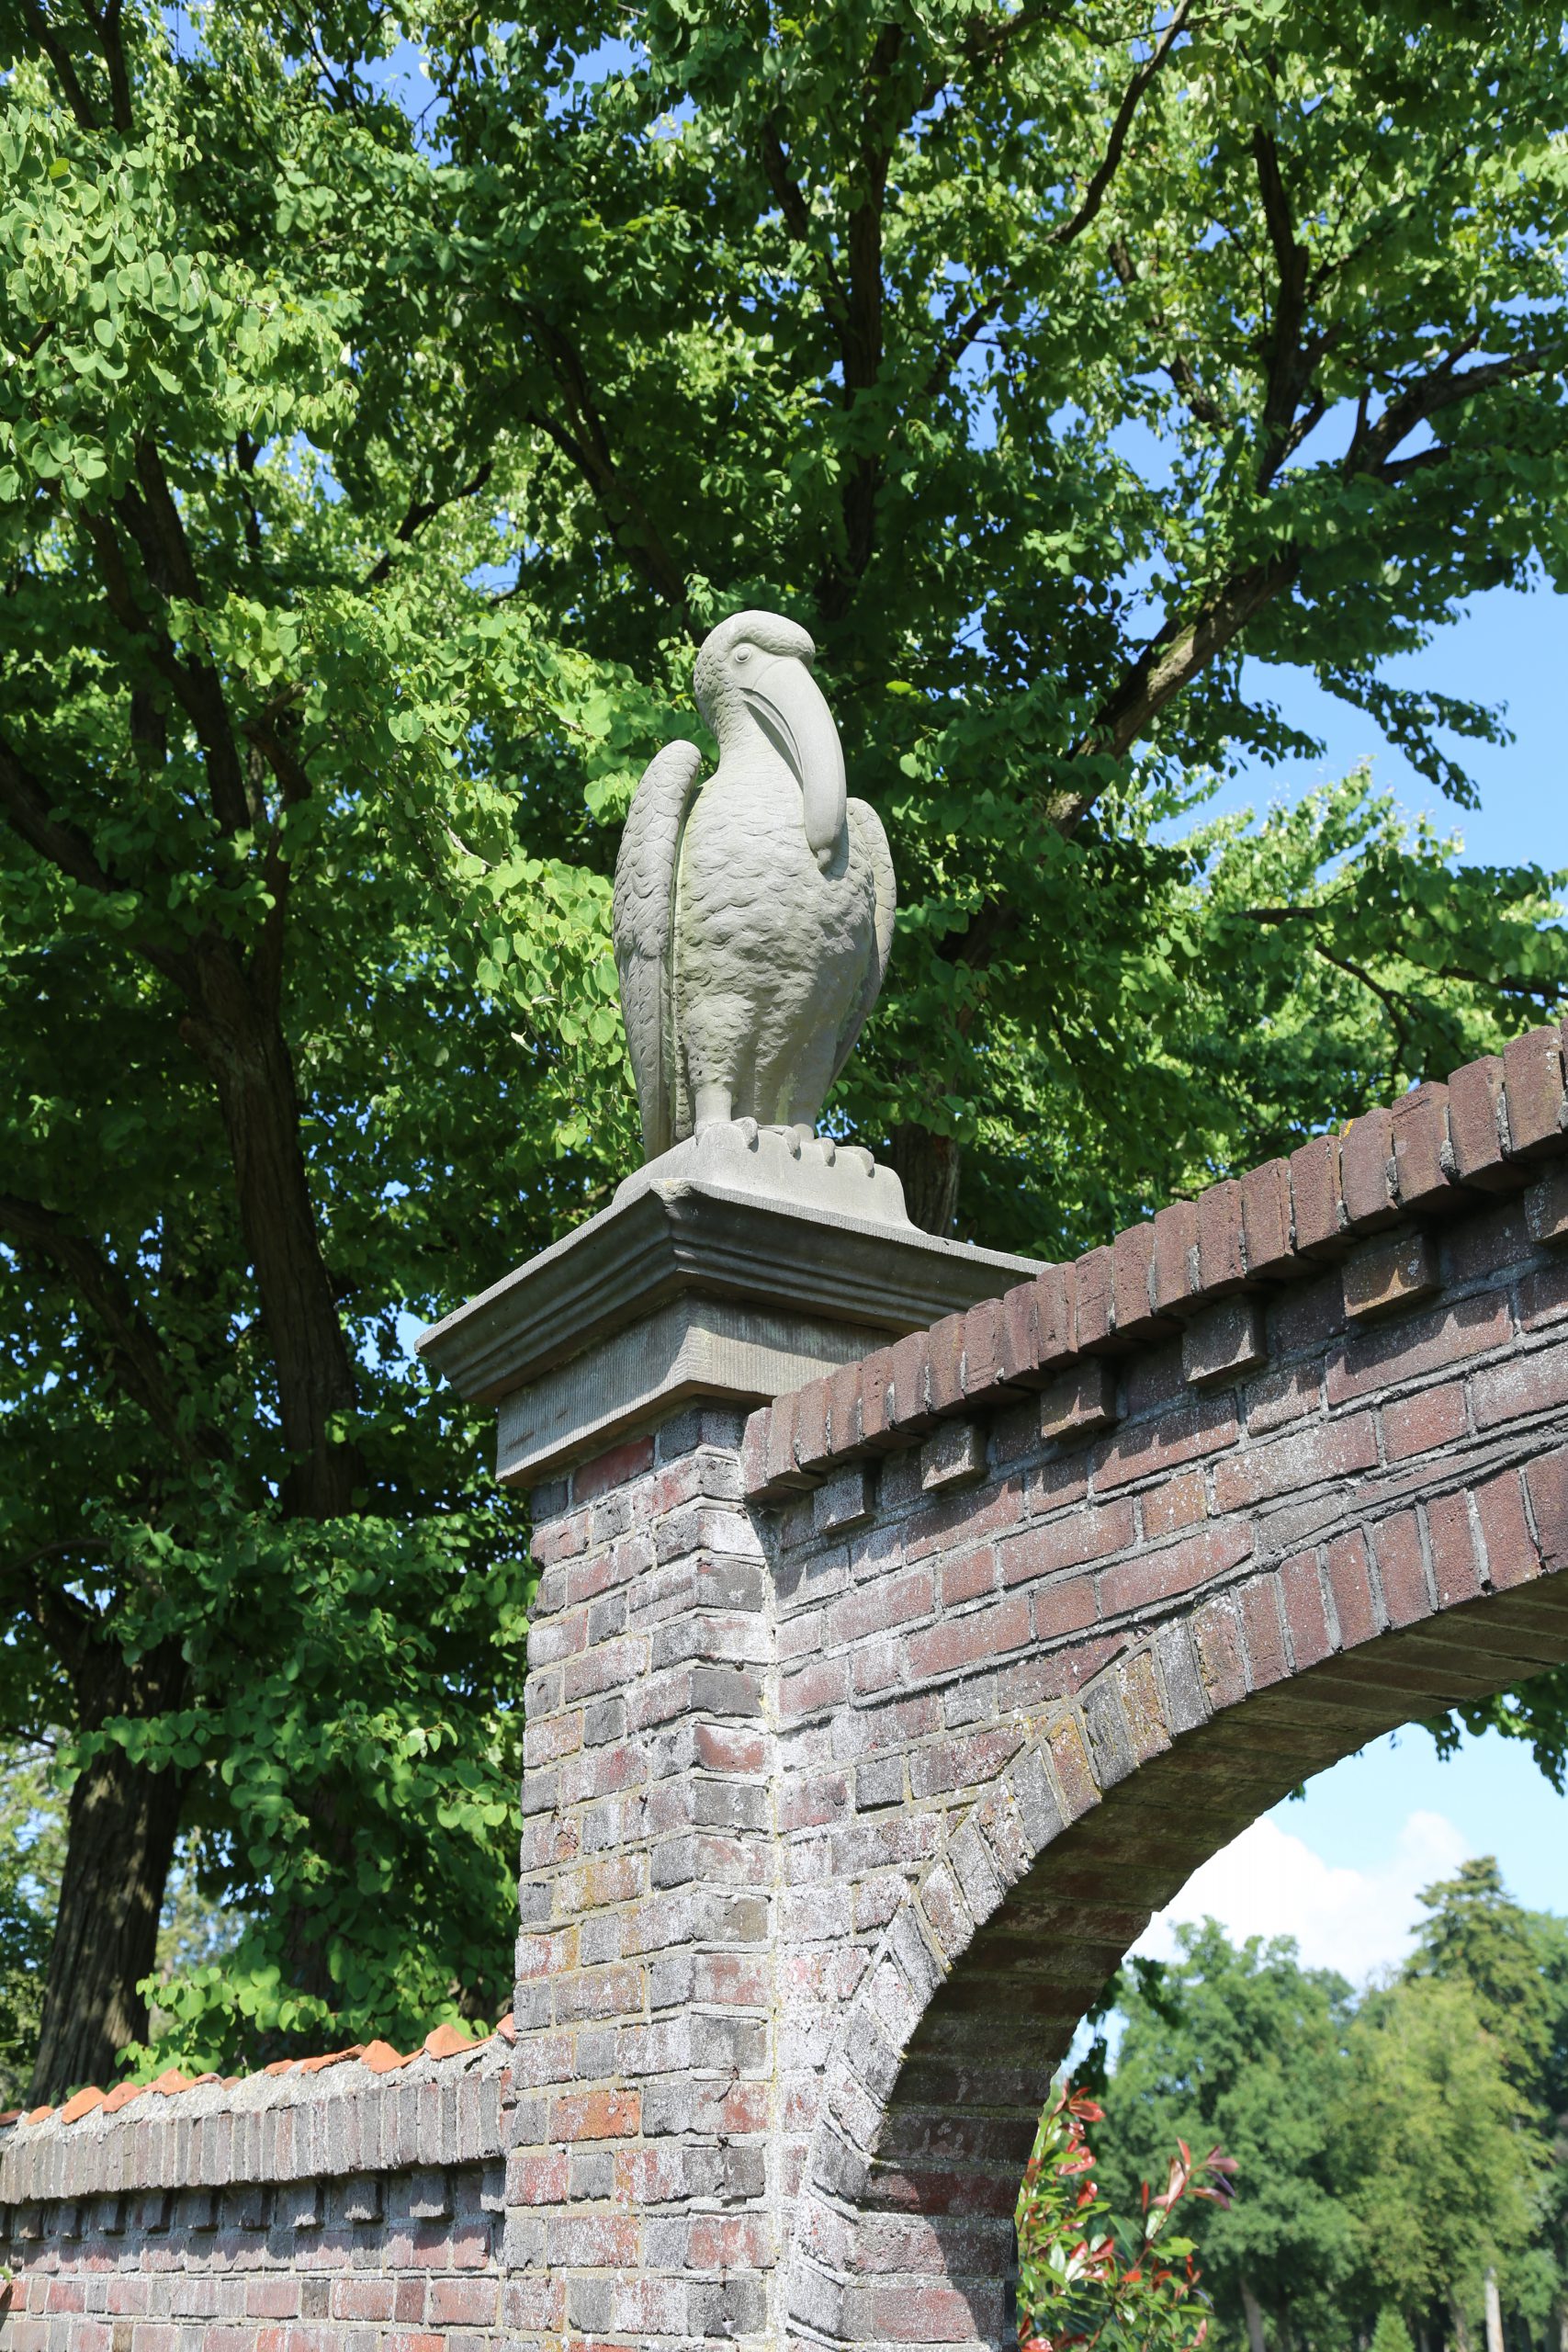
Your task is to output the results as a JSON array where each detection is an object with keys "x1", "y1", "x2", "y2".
[{"x1": 742, "y1": 654, "x2": 846, "y2": 863}]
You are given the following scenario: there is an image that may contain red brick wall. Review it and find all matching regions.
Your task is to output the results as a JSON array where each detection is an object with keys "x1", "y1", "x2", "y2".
[
  {"x1": 739, "y1": 1059, "x2": 1568, "y2": 2347},
  {"x1": 0, "y1": 2045, "x2": 511, "y2": 2352},
  {"x1": 511, "y1": 1179, "x2": 1568, "y2": 2349}
]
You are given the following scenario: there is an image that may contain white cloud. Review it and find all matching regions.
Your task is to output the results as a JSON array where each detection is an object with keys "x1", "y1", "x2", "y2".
[{"x1": 1131, "y1": 1807, "x2": 1473, "y2": 1986}]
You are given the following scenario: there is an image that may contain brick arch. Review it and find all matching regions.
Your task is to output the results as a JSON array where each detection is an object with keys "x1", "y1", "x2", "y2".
[
  {"x1": 400, "y1": 1022, "x2": 1568, "y2": 2352},
  {"x1": 783, "y1": 1456, "x2": 1568, "y2": 2352}
]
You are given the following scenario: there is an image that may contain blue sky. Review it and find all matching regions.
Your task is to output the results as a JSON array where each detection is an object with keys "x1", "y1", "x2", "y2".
[
  {"x1": 1138, "y1": 1727, "x2": 1565, "y2": 1984},
  {"x1": 1213, "y1": 579, "x2": 1565, "y2": 873}
]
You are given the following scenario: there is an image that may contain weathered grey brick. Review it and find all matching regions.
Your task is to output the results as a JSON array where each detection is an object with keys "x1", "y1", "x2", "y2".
[{"x1": 814, "y1": 1464, "x2": 875, "y2": 1534}]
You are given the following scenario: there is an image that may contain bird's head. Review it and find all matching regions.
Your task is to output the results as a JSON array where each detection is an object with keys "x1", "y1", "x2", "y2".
[{"x1": 693, "y1": 609, "x2": 846, "y2": 866}]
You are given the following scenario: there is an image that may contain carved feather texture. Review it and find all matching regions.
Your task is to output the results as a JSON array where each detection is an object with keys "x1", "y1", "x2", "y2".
[
  {"x1": 831, "y1": 797, "x2": 897, "y2": 1086},
  {"x1": 613, "y1": 738, "x2": 704, "y2": 1159}
]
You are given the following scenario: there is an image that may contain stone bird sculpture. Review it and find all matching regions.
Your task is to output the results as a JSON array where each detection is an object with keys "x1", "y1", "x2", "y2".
[{"x1": 613, "y1": 609, "x2": 896, "y2": 1163}]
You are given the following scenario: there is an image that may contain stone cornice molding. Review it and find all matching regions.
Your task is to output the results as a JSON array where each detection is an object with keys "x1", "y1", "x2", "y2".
[{"x1": 418, "y1": 1166, "x2": 1038, "y2": 1481}]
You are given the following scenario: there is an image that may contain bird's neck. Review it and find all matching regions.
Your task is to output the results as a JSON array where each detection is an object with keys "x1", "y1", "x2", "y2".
[{"x1": 715, "y1": 723, "x2": 790, "y2": 776}]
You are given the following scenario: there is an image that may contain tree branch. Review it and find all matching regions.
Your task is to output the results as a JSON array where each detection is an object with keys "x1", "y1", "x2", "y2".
[
  {"x1": 1107, "y1": 235, "x2": 1231, "y2": 430},
  {"x1": 0, "y1": 729, "x2": 124, "y2": 899},
  {"x1": 921, "y1": 3, "x2": 1192, "y2": 412},
  {"x1": 1053, "y1": 0, "x2": 1192, "y2": 253},
  {"x1": 1250, "y1": 125, "x2": 1308, "y2": 457},
  {"x1": 1, "y1": 1555, "x2": 106, "y2": 1685},
  {"x1": 80, "y1": 0, "x2": 133, "y2": 132},
  {"x1": 362, "y1": 458, "x2": 496, "y2": 590},
  {"x1": 1348, "y1": 348, "x2": 1551, "y2": 479},
  {"x1": 240, "y1": 698, "x2": 315, "y2": 1012},
  {"x1": 79, "y1": 499, "x2": 252, "y2": 839},
  {"x1": 0, "y1": 725, "x2": 209, "y2": 994},
  {"x1": 1048, "y1": 338, "x2": 1554, "y2": 836},
  {"x1": 1374, "y1": 447, "x2": 1452, "y2": 487},
  {"x1": 1239, "y1": 910, "x2": 1566, "y2": 1002},
  {"x1": 513, "y1": 311, "x2": 694, "y2": 628},
  {"x1": 829, "y1": 18, "x2": 906, "y2": 411},
  {"x1": 19, "y1": 0, "x2": 99, "y2": 129},
  {"x1": 761, "y1": 117, "x2": 849, "y2": 326},
  {"x1": 947, "y1": 0, "x2": 1120, "y2": 99},
  {"x1": 1247, "y1": 122, "x2": 1344, "y2": 490},
  {"x1": 1308, "y1": 940, "x2": 1412, "y2": 1072},
  {"x1": 1065, "y1": 548, "x2": 1300, "y2": 785},
  {"x1": 0, "y1": 1193, "x2": 216, "y2": 1465}
]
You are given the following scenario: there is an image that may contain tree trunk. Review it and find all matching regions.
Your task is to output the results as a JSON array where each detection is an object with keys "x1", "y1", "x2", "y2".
[
  {"x1": 1453, "y1": 2301, "x2": 1474, "y2": 2352},
  {"x1": 275, "y1": 1782, "x2": 355, "y2": 2032},
  {"x1": 183, "y1": 939, "x2": 361, "y2": 1520},
  {"x1": 1484, "y1": 2275, "x2": 1505, "y2": 2352},
  {"x1": 28, "y1": 1647, "x2": 189, "y2": 2105},
  {"x1": 889, "y1": 1122, "x2": 962, "y2": 1237},
  {"x1": 1242, "y1": 2279, "x2": 1269, "y2": 2352}
]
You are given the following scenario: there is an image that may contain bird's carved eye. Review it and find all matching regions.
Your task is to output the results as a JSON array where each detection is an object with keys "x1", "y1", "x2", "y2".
[{"x1": 733, "y1": 646, "x2": 752, "y2": 665}]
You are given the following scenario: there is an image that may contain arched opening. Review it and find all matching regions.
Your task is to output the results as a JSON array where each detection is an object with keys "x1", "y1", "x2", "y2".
[{"x1": 786, "y1": 1538, "x2": 1568, "y2": 2352}]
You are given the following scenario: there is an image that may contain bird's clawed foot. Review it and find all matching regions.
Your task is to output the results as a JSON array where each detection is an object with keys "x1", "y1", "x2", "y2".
[{"x1": 693, "y1": 1111, "x2": 760, "y2": 1149}]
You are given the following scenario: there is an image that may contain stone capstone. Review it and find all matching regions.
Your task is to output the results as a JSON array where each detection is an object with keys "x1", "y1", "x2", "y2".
[{"x1": 416, "y1": 1151, "x2": 1038, "y2": 1485}]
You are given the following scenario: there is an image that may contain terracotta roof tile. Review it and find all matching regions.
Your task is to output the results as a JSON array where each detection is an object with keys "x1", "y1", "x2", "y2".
[
  {"x1": 360, "y1": 2039, "x2": 414, "y2": 2073},
  {"x1": 298, "y1": 2046, "x2": 362, "y2": 2074},
  {"x1": 18, "y1": 2015, "x2": 512, "y2": 2130},
  {"x1": 423, "y1": 2021, "x2": 479, "y2": 2061}
]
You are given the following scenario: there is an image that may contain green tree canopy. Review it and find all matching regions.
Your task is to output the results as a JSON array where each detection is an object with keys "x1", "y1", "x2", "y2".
[
  {"x1": 5, "y1": 0, "x2": 1568, "y2": 2094},
  {"x1": 1099, "y1": 1922, "x2": 1360, "y2": 2350},
  {"x1": 1339, "y1": 1973, "x2": 1544, "y2": 2335},
  {"x1": 0, "y1": 0, "x2": 608, "y2": 2093},
  {"x1": 1406, "y1": 1856, "x2": 1568, "y2": 2102},
  {"x1": 1402, "y1": 1856, "x2": 1568, "y2": 2344},
  {"x1": 1096, "y1": 1872, "x2": 1567, "y2": 2352}
]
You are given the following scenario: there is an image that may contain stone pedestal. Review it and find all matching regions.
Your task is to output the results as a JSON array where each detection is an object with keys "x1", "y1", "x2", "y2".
[
  {"x1": 414, "y1": 1152, "x2": 1038, "y2": 2351},
  {"x1": 418, "y1": 1137, "x2": 1036, "y2": 1487}
]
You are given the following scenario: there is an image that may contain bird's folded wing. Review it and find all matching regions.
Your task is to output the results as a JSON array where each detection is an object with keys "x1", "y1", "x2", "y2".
[
  {"x1": 830, "y1": 798, "x2": 897, "y2": 1087},
  {"x1": 613, "y1": 739, "x2": 705, "y2": 1160}
]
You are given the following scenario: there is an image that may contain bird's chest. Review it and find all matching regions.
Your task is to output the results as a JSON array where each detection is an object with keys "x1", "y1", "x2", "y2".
[{"x1": 677, "y1": 772, "x2": 818, "y2": 951}]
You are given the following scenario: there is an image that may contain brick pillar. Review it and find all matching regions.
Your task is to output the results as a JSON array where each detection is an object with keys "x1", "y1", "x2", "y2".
[
  {"x1": 505, "y1": 1408, "x2": 780, "y2": 2349},
  {"x1": 416, "y1": 1141, "x2": 1065, "y2": 2351}
]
